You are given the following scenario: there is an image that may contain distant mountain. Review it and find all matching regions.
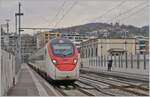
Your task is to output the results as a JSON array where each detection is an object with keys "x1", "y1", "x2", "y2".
[
  {"x1": 55, "y1": 23, "x2": 111, "y2": 33},
  {"x1": 54, "y1": 22, "x2": 149, "y2": 38},
  {"x1": 142, "y1": 25, "x2": 149, "y2": 31},
  {"x1": 141, "y1": 25, "x2": 149, "y2": 36}
]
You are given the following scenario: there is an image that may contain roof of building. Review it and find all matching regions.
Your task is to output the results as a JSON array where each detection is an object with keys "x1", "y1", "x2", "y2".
[
  {"x1": 108, "y1": 48, "x2": 127, "y2": 53},
  {"x1": 81, "y1": 37, "x2": 136, "y2": 44}
]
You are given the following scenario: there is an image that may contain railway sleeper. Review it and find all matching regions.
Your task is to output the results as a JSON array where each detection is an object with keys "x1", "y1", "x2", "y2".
[{"x1": 111, "y1": 85, "x2": 149, "y2": 96}]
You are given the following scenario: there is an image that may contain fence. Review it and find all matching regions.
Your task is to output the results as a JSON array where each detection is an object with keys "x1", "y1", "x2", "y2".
[{"x1": 80, "y1": 54, "x2": 149, "y2": 75}]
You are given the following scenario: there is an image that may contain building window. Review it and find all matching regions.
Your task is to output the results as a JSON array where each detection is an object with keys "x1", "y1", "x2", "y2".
[
  {"x1": 139, "y1": 40, "x2": 145, "y2": 44},
  {"x1": 85, "y1": 49, "x2": 87, "y2": 58},
  {"x1": 57, "y1": 34, "x2": 60, "y2": 37},
  {"x1": 91, "y1": 48, "x2": 93, "y2": 57},
  {"x1": 139, "y1": 46, "x2": 145, "y2": 49},
  {"x1": 140, "y1": 51, "x2": 144, "y2": 54},
  {"x1": 95, "y1": 47, "x2": 98, "y2": 56},
  {"x1": 88, "y1": 48, "x2": 90, "y2": 57},
  {"x1": 69, "y1": 37, "x2": 72, "y2": 39}
]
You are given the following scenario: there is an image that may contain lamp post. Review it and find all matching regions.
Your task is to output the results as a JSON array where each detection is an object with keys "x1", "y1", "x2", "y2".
[
  {"x1": 123, "y1": 29, "x2": 128, "y2": 52},
  {"x1": 123, "y1": 29, "x2": 128, "y2": 68}
]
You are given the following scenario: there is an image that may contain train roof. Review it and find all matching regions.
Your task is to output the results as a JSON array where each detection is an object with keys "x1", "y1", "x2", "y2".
[{"x1": 50, "y1": 38, "x2": 73, "y2": 44}]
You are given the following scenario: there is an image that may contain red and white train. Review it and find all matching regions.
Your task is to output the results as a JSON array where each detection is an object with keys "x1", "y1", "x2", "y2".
[{"x1": 28, "y1": 38, "x2": 79, "y2": 82}]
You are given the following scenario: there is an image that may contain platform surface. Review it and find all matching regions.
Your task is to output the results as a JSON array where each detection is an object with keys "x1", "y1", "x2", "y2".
[{"x1": 7, "y1": 63, "x2": 59, "y2": 96}]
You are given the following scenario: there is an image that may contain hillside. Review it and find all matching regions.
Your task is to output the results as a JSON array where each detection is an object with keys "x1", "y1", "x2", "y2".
[{"x1": 54, "y1": 22, "x2": 149, "y2": 38}]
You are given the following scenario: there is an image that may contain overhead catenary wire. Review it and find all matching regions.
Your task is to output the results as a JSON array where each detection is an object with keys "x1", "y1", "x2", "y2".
[
  {"x1": 119, "y1": 5, "x2": 148, "y2": 22},
  {"x1": 85, "y1": 0, "x2": 126, "y2": 32},
  {"x1": 54, "y1": 0, "x2": 78, "y2": 28},
  {"x1": 93, "y1": 0, "x2": 126, "y2": 22},
  {"x1": 107, "y1": 1, "x2": 147, "y2": 23},
  {"x1": 50, "y1": 0, "x2": 67, "y2": 27}
]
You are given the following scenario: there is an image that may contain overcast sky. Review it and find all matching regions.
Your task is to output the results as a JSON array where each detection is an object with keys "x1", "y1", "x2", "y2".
[{"x1": 0, "y1": 0, "x2": 149, "y2": 33}]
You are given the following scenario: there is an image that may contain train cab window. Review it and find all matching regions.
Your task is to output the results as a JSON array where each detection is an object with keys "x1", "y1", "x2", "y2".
[{"x1": 52, "y1": 43, "x2": 74, "y2": 57}]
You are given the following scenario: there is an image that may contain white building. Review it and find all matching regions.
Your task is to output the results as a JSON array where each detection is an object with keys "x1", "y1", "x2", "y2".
[
  {"x1": 61, "y1": 32, "x2": 89, "y2": 50},
  {"x1": 1, "y1": 32, "x2": 16, "y2": 54},
  {"x1": 21, "y1": 34, "x2": 37, "y2": 62},
  {"x1": 135, "y1": 36, "x2": 149, "y2": 54},
  {"x1": 80, "y1": 38, "x2": 137, "y2": 58}
]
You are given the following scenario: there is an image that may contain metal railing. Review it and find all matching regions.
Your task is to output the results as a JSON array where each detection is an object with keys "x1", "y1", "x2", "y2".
[{"x1": 80, "y1": 54, "x2": 149, "y2": 75}]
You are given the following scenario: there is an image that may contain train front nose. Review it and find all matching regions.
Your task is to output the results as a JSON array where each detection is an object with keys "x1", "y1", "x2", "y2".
[
  {"x1": 54, "y1": 58, "x2": 79, "y2": 80},
  {"x1": 55, "y1": 58, "x2": 76, "y2": 71},
  {"x1": 56, "y1": 64, "x2": 76, "y2": 71},
  {"x1": 55, "y1": 66, "x2": 78, "y2": 80}
]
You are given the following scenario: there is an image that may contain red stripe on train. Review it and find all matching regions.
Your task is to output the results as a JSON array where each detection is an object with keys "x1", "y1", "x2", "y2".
[{"x1": 56, "y1": 64, "x2": 76, "y2": 71}]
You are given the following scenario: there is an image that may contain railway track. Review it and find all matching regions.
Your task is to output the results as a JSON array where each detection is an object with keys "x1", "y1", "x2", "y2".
[
  {"x1": 87, "y1": 73, "x2": 149, "y2": 91},
  {"x1": 28, "y1": 64, "x2": 148, "y2": 96},
  {"x1": 81, "y1": 70, "x2": 148, "y2": 83},
  {"x1": 79, "y1": 77, "x2": 136, "y2": 96},
  {"x1": 54, "y1": 84, "x2": 95, "y2": 96},
  {"x1": 77, "y1": 79, "x2": 116, "y2": 96},
  {"x1": 28, "y1": 64, "x2": 95, "y2": 96},
  {"x1": 80, "y1": 74, "x2": 149, "y2": 96}
]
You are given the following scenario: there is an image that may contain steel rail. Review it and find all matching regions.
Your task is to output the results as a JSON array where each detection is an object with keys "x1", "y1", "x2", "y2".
[{"x1": 80, "y1": 75, "x2": 148, "y2": 96}]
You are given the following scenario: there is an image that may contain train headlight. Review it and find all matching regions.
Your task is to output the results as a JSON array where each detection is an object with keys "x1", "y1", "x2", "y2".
[
  {"x1": 73, "y1": 59, "x2": 78, "y2": 64},
  {"x1": 52, "y1": 59, "x2": 57, "y2": 65}
]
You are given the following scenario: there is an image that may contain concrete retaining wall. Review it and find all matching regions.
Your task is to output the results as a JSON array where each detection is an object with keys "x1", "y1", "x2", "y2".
[{"x1": 1, "y1": 50, "x2": 15, "y2": 96}]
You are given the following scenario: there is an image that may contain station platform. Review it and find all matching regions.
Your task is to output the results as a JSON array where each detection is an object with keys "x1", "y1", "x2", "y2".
[
  {"x1": 7, "y1": 63, "x2": 59, "y2": 96},
  {"x1": 80, "y1": 68, "x2": 149, "y2": 82}
]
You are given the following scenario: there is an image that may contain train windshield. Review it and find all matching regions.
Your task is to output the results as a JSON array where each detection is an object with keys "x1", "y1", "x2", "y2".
[{"x1": 52, "y1": 43, "x2": 74, "y2": 56}]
